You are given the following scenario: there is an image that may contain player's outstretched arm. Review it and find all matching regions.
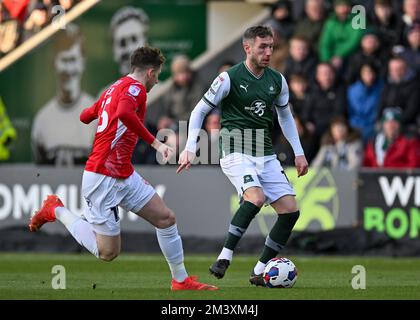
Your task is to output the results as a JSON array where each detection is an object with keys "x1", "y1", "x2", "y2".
[
  {"x1": 177, "y1": 72, "x2": 229, "y2": 174},
  {"x1": 177, "y1": 99, "x2": 213, "y2": 174}
]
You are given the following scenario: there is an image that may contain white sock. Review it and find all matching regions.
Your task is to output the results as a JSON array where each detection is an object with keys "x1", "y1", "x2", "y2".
[
  {"x1": 55, "y1": 207, "x2": 99, "y2": 258},
  {"x1": 156, "y1": 224, "x2": 188, "y2": 282},
  {"x1": 217, "y1": 247, "x2": 233, "y2": 261},
  {"x1": 253, "y1": 261, "x2": 266, "y2": 275}
]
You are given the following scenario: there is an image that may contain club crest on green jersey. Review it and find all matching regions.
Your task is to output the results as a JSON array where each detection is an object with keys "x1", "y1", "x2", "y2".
[{"x1": 243, "y1": 175, "x2": 254, "y2": 184}]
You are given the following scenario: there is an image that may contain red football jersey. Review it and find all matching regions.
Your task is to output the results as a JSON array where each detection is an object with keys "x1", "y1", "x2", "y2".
[{"x1": 82, "y1": 76, "x2": 154, "y2": 178}]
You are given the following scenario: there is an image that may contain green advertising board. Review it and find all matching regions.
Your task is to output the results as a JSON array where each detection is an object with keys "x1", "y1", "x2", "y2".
[{"x1": 0, "y1": 0, "x2": 206, "y2": 163}]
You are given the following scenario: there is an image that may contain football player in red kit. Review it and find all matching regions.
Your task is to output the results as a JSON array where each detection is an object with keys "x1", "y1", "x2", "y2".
[{"x1": 29, "y1": 46, "x2": 217, "y2": 291}]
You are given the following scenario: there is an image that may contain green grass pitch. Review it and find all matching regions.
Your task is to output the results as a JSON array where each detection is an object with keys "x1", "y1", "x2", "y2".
[{"x1": 1, "y1": 253, "x2": 420, "y2": 300}]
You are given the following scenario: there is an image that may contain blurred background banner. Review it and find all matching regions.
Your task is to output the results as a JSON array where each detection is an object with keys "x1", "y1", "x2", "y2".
[
  {"x1": 1, "y1": 165, "x2": 357, "y2": 237},
  {"x1": 0, "y1": 0, "x2": 206, "y2": 163}
]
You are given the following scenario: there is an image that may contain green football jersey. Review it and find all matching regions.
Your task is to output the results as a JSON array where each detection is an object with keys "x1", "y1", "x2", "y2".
[{"x1": 202, "y1": 62, "x2": 289, "y2": 157}]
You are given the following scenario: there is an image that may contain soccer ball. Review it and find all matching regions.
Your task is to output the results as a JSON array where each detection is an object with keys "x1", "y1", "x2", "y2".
[{"x1": 263, "y1": 257, "x2": 298, "y2": 288}]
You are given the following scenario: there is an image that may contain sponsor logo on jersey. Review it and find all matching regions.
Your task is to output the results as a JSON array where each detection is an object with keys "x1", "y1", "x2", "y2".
[
  {"x1": 245, "y1": 100, "x2": 267, "y2": 117},
  {"x1": 128, "y1": 85, "x2": 141, "y2": 97},
  {"x1": 205, "y1": 87, "x2": 217, "y2": 101},
  {"x1": 207, "y1": 76, "x2": 223, "y2": 101},
  {"x1": 218, "y1": 75, "x2": 225, "y2": 82},
  {"x1": 211, "y1": 78, "x2": 222, "y2": 92}
]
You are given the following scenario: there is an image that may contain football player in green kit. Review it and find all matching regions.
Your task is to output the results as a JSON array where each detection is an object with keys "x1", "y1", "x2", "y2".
[{"x1": 177, "y1": 26, "x2": 309, "y2": 286}]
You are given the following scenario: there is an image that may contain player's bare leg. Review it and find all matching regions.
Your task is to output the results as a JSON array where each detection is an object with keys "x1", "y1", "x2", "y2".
[
  {"x1": 250, "y1": 195, "x2": 299, "y2": 286},
  {"x1": 210, "y1": 187, "x2": 264, "y2": 279},
  {"x1": 137, "y1": 193, "x2": 218, "y2": 291},
  {"x1": 96, "y1": 234, "x2": 121, "y2": 262}
]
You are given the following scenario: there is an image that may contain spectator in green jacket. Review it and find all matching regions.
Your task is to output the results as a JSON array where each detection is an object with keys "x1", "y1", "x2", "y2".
[{"x1": 319, "y1": 0, "x2": 365, "y2": 71}]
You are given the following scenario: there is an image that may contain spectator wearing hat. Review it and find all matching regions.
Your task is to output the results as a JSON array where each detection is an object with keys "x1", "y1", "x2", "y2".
[
  {"x1": 364, "y1": 107, "x2": 420, "y2": 168},
  {"x1": 319, "y1": 0, "x2": 365, "y2": 72},
  {"x1": 400, "y1": 21, "x2": 420, "y2": 76},
  {"x1": 293, "y1": 0, "x2": 327, "y2": 53},
  {"x1": 265, "y1": 0, "x2": 295, "y2": 42},
  {"x1": 378, "y1": 56, "x2": 420, "y2": 130},
  {"x1": 347, "y1": 62, "x2": 385, "y2": 144},
  {"x1": 345, "y1": 28, "x2": 389, "y2": 84},
  {"x1": 312, "y1": 116, "x2": 363, "y2": 170}
]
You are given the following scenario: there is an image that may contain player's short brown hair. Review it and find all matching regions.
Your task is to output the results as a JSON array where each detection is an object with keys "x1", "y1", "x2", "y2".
[
  {"x1": 243, "y1": 26, "x2": 273, "y2": 43},
  {"x1": 130, "y1": 46, "x2": 165, "y2": 72}
]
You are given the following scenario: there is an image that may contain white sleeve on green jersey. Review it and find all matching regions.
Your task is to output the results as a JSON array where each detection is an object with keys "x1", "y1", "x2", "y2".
[
  {"x1": 184, "y1": 72, "x2": 230, "y2": 153},
  {"x1": 273, "y1": 74, "x2": 304, "y2": 156},
  {"x1": 202, "y1": 72, "x2": 231, "y2": 107},
  {"x1": 184, "y1": 100, "x2": 213, "y2": 153},
  {"x1": 274, "y1": 74, "x2": 289, "y2": 108},
  {"x1": 276, "y1": 105, "x2": 304, "y2": 156}
]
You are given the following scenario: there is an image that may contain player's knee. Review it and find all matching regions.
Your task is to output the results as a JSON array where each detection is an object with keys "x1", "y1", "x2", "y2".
[
  {"x1": 245, "y1": 195, "x2": 265, "y2": 208},
  {"x1": 99, "y1": 249, "x2": 120, "y2": 262},
  {"x1": 252, "y1": 197, "x2": 266, "y2": 208},
  {"x1": 156, "y1": 208, "x2": 176, "y2": 229},
  {"x1": 278, "y1": 202, "x2": 299, "y2": 214},
  {"x1": 244, "y1": 189, "x2": 266, "y2": 208}
]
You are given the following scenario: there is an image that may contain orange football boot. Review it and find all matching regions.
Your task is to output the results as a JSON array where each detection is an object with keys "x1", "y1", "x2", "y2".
[
  {"x1": 29, "y1": 195, "x2": 64, "y2": 232},
  {"x1": 171, "y1": 276, "x2": 218, "y2": 291}
]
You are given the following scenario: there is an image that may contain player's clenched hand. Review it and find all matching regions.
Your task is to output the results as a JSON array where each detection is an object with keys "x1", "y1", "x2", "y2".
[
  {"x1": 177, "y1": 150, "x2": 195, "y2": 174},
  {"x1": 295, "y1": 155, "x2": 309, "y2": 177}
]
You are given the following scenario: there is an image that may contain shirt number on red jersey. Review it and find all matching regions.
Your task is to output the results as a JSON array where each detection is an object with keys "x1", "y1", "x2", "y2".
[{"x1": 97, "y1": 97, "x2": 111, "y2": 133}]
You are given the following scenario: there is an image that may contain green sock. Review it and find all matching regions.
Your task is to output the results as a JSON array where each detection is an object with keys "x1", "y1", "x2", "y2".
[
  {"x1": 259, "y1": 211, "x2": 300, "y2": 264},
  {"x1": 223, "y1": 201, "x2": 261, "y2": 250}
]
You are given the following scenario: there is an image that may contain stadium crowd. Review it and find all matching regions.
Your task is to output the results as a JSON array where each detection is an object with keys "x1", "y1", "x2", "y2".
[
  {"x1": 1, "y1": 0, "x2": 419, "y2": 169},
  {"x1": 146, "y1": 0, "x2": 420, "y2": 169},
  {"x1": 0, "y1": 0, "x2": 83, "y2": 57}
]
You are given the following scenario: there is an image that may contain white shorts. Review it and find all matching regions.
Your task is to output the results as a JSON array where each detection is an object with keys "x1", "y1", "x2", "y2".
[
  {"x1": 81, "y1": 170, "x2": 156, "y2": 236},
  {"x1": 220, "y1": 153, "x2": 295, "y2": 204}
]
